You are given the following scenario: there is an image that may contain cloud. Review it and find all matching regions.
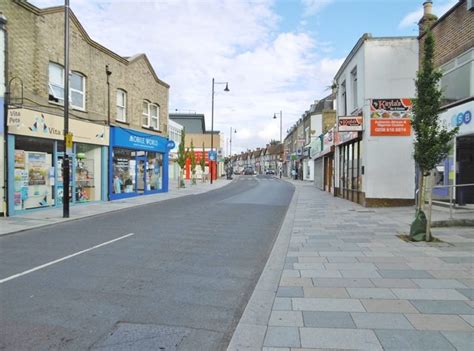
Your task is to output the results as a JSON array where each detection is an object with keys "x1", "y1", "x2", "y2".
[
  {"x1": 399, "y1": 0, "x2": 457, "y2": 29},
  {"x1": 29, "y1": 0, "x2": 342, "y2": 154},
  {"x1": 301, "y1": 0, "x2": 334, "y2": 16}
]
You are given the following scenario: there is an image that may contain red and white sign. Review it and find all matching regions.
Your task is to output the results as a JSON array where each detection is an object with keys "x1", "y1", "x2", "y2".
[
  {"x1": 338, "y1": 116, "x2": 363, "y2": 132},
  {"x1": 370, "y1": 98, "x2": 413, "y2": 136}
]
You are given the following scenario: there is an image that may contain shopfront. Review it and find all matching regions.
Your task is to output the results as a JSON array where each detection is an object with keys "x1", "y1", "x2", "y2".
[
  {"x1": 109, "y1": 126, "x2": 169, "y2": 200},
  {"x1": 434, "y1": 101, "x2": 474, "y2": 205},
  {"x1": 6, "y1": 108, "x2": 109, "y2": 215},
  {"x1": 335, "y1": 131, "x2": 362, "y2": 204}
]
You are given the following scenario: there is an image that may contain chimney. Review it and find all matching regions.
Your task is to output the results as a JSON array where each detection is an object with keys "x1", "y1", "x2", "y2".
[{"x1": 418, "y1": 1, "x2": 437, "y2": 35}]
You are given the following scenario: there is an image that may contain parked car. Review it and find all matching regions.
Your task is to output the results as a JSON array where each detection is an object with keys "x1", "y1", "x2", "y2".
[
  {"x1": 244, "y1": 167, "x2": 254, "y2": 175},
  {"x1": 265, "y1": 169, "x2": 275, "y2": 175}
]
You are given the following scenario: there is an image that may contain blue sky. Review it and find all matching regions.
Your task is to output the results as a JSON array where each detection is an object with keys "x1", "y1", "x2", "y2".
[{"x1": 29, "y1": 0, "x2": 456, "y2": 153}]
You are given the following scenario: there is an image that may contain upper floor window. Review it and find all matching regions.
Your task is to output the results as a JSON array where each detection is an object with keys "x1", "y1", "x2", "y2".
[
  {"x1": 116, "y1": 89, "x2": 127, "y2": 122},
  {"x1": 142, "y1": 101, "x2": 160, "y2": 130},
  {"x1": 351, "y1": 67, "x2": 358, "y2": 111},
  {"x1": 440, "y1": 50, "x2": 473, "y2": 106},
  {"x1": 142, "y1": 100, "x2": 150, "y2": 127},
  {"x1": 48, "y1": 62, "x2": 85, "y2": 110},
  {"x1": 340, "y1": 80, "x2": 347, "y2": 116}
]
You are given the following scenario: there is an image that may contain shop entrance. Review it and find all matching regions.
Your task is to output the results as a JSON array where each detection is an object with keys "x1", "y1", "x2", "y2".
[
  {"x1": 136, "y1": 156, "x2": 147, "y2": 194},
  {"x1": 456, "y1": 134, "x2": 474, "y2": 205}
]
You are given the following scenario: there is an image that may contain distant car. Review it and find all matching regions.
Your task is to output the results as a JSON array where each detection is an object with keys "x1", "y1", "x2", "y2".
[
  {"x1": 265, "y1": 169, "x2": 275, "y2": 175},
  {"x1": 244, "y1": 167, "x2": 254, "y2": 175}
]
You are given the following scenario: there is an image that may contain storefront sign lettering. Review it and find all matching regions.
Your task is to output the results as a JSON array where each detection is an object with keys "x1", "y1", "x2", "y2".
[
  {"x1": 451, "y1": 110, "x2": 472, "y2": 127},
  {"x1": 129, "y1": 135, "x2": 159, "y2": 147},
  {"x1": 338, "y1": 116, "x2": 363, "y2": 132}
]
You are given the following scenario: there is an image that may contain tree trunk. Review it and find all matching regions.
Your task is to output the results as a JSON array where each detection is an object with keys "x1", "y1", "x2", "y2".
[
  {"x1": 417, "y1": 172, "x2": 425, "y2": 211},
  {"x1": 426, "y1": 172, "x2": 433, "y2": 242}
]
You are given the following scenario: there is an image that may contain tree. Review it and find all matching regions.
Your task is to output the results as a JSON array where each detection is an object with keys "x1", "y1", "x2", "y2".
[
  {"x1": 269, "y1": 139, "x2": 280, "y2": 146},
  {"x1": 200, "y1": 142, "x2": 206, "y2": 182},
  {"x1": 410, "y1": 31, "x2": 458, "y2": 241},
  {"x1": 189, "y1": 140, "x2": 197, "y2": 185},
  {"x1": 177, "y1": 129, "x2": 187, "y2": 188}
]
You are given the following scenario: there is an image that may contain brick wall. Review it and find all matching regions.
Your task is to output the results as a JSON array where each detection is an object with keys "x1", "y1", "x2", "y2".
[
  {"x1": 5, "y1": 1, "x2": 169, "y2": 136},
  {"x1": 419, "y1": 0, "x2": 474, "y2": 67}
]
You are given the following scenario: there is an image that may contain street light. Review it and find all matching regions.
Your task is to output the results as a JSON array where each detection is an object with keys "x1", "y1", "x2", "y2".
[
  {"x1": 210, "y1": 78, "x2": 230, "y2": 184},
  {"x1": 229, "y1": 127, "x2": 237, "y2": 156},
  {"x1": 273, "y1": 110, "x2": 283, "y2": 143}
]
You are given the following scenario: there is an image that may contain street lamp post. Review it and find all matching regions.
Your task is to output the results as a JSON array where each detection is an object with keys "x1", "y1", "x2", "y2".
[
  {"x1": 273, "y1": 110, "x2": 283, "y2": 143},
  {"x1": 229, "y1": 127, "x2": 237, "y2": 156},
  {"x1": 62, "y1": 0, "x2": 70, "y2": 218},
  {"x1": 210, "y1": 78, "x2": 229, "y2": 184}
]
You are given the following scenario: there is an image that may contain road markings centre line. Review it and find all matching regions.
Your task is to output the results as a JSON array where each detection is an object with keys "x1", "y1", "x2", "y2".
[{"x1": 0, "y1": 233, "x2": 135, "y2": 284}]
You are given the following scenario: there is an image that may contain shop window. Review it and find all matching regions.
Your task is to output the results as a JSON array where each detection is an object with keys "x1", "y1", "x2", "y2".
[
  {"x1": 116, "y1": 89, "x2": 127, "y2": 122},
  {"x1": 75, "y1": 143, "x2": 101, "y2": 202},
  {"x1": 13, "y1": 136, "x2": 54, "y2": 211},
  {"x1": 150, "y1": 104, "x2": 159, "y2": 130},
  {"x1": 112, "y1": 148, "x2": 135, "y2": 194},
  {"x1": 351, "y1": 67, "x2": 358, "y2": 111},
  {"x1": 147, "y1": 152, "x2": 163, "y2": 190},
  {"x1": 142, "y1": 100, "x2": 150, "y2": 127},
  {"x1": 48, "y1": 62, "x2": 86, "y2": 110}
]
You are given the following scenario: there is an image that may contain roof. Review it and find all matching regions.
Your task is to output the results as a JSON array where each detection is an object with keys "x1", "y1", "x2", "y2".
[
  {"x1": 169, "y1": 113, "x2": 206, "y2": 133},
  {"x1": 16, "y1": 1, "x2": 169, "y2": 88}
]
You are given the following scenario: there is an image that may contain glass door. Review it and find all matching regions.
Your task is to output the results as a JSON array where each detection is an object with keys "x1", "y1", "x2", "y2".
[
  {"x1": 56, "y1": 153, "x2": 76, "y2": 205},
  {"x1": 136, "y1": 156, "x2": 146, "y2": 194}
]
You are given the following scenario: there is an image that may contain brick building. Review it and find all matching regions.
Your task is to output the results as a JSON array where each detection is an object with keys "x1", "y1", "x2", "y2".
[
  {"x1": 418, "y1": 0, "x2": 474, "y2": 205},
  {"x1": 2, "y1": 1, "x2": 171, "y2": 215}
]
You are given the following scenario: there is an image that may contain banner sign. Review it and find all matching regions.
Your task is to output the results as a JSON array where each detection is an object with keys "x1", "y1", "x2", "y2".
[
  {"x1": 370, "y1": 98, "x2": 413, "y2": 136},
  {"x1": 338, "y1": 116, "x2": 363, "y2": 132}
]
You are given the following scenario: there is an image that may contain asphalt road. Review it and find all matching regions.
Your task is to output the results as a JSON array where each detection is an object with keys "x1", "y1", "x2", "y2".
[{"x1": 0, "y1": 175, "x2": 294, "y2": 351}]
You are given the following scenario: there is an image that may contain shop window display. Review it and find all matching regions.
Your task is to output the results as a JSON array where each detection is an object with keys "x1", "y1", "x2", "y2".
[
  {"x1": 14, "y1": 137, "x2": 54, "y2": 210},
  {"x1": 112, "y1": 148, "x2": 135, "y2": 194},
  {"x1": 75, "y1": 143, "x2": 101, "y2": 202}
]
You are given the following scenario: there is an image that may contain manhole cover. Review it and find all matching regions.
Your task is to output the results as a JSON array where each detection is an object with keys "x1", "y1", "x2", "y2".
[{"x1": 91, "y1": 323, "x2": 191, "y2": 351}]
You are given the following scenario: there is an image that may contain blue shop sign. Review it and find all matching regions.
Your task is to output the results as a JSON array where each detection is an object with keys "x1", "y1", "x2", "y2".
[{"x1": 111, "y1": 126, "x2": 168, "y2": 152}]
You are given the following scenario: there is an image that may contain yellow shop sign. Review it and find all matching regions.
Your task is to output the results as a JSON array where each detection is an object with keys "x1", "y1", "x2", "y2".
[{"x1": 7, "y1": 108, "x2": 109, "y2": 146}]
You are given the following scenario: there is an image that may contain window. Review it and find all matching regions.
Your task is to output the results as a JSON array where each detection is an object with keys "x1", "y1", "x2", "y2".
[
  {"x1": 48, "y1": 62, "x2": 85, "y2": 110},
  {"x1": 351, "y1": 67, "x2": 358, "y2": 111},
  {"x1": 441, "y1": 63, "x2": 472, "y2": 106},
  {"x1": 116, "y1": 89, "x2": 127, "y2": 122},
  {"x1": 142, "y1": 101, "x2": 159, "y2": 129},
  {"x1": 142, "y1": 101, "x2": 150, "y2": 127},
  {"x1": 340, "y1": 80, "x2": 347, "y2": 116},
  {"x1": 150, "y1": 104, "x2": 159, "y2": 129}
]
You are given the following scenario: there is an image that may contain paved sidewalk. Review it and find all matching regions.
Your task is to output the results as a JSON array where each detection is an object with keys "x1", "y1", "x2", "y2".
[
  {"x1": 228, "y1": 180, "x2": 473, "y2": 351},
  {"x1": 0, "y1": 178, "x2": 232, "y2": 236}
]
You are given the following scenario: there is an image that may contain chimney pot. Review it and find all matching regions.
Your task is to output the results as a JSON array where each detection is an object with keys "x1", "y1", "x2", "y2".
[{"x1": 423, "y1": 1, "x2": 433, "y2": 16}]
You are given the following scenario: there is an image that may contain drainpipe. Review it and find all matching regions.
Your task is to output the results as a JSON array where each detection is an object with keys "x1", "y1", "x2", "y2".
[
  {"x1": 1, "y1": 15, "x2": 8, "y2": 216},
  {"x1": 105, "y1": 64, "x2": 112, "y2": 201}
]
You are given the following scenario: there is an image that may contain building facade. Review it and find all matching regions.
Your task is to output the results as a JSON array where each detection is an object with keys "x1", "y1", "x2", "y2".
[
  {"x1": 419, "y1": 0, "x2": 474, "y2": 205},
  {"x1": 167, "y1": 119, "x2": 183, "y2": 182},
  {"x1": 334, "y1": 34, "x2": 419, "y2": 206},
  {"x1": 2, "y1": 1, "x2": 170, "y2": 213}
]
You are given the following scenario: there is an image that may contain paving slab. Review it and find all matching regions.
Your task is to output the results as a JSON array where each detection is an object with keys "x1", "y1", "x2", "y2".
[
  {"x1": 375, "y1": 329, "x2": 456, "y2": 350},
  {"x1": 292, "y1": 298, "x2": 365, "y2": 312},
  {"x1": 405, "y1": 314, "x2": 473, "y2": 331},
  {"x1": 410, "y1": 300, "x2": 474, "y2": 315},
  {"x1": 392, "y1": 288, "x2": 469, "y2": 300},
  {"x1": 351, "y1": 312, "x2": 414, "y2": 330},
  {"x1": 302, "y1": 311, "x2": 355, "y2": 328},
  {"x1": 442, "y1": 331, "x2": 474, "y2": 351},
  {"x1": 303, "y1": 287, "x2": 349, "y2": 298},
  {"x1": 360, "y1": 299, "x2": 419, "y2": 314},
  {"x1": 263, "y1": 327, "x2": 300, "y2": 348},
  {"x1": 268, "y1": 311, "x2": 304, "y2": 327},
  {"x1": 299, "y1": 328, "x2": 382, "y2": 350}
]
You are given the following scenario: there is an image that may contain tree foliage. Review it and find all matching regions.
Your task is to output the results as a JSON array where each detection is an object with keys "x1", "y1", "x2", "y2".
[
  {"x1": 200, "y1": 142, "x2": 206, "y2": 172},
  {"x1": 177, "y1": 129, "x2": 187, "y2": 170},
  {"x1": 412, "y1": 31, "x2": 458, "y2": 175},
  {"x1": 189, "y1": 140, "x2": 196, "y2": 176}
]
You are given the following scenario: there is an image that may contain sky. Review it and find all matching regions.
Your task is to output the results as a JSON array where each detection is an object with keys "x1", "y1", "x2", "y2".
[{"x1": 30, "y1": 0, "x2": 457, "y2": 155}]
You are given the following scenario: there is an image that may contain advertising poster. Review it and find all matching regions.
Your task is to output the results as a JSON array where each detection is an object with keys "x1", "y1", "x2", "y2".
[
  {"x1": 15, "y1": 150, "x2": 26, "y2": 169},
  {"x1": 27, "y1": 152, "x2": 47, "y2": 185},
  {"x1": 370, "y1": 98, "x2": 413, "y2": 136}
]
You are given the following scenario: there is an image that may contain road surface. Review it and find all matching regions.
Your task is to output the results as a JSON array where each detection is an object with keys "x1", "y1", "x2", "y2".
[{"x1": 0, "y1": 175, "x2": 294, "y2": 350}]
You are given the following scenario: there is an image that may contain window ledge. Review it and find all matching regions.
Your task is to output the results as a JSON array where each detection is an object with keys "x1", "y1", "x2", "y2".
[
  {"x1": 142, "y1": 126, "x2": 162, "y2": 133},
  {"x1": 115, "y1": 120, "x2": 129, "y2": 125}
]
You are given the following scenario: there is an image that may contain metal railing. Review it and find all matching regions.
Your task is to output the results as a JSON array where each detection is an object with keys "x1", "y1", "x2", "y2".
[{"x1": 430, "y1": 183, "x2": 474, "y2": 220}]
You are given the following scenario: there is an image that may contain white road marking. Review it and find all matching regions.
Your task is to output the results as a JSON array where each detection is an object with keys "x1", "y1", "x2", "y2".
[{"x1": 0, "y1": 233, "x2": 135, "y2": 284}]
